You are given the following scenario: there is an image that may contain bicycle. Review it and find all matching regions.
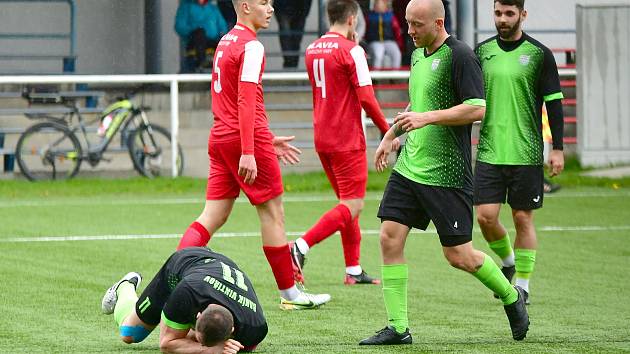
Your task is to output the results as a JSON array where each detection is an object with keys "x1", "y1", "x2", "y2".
[{"x1": 15, "y1": 91, "x2": 184, "y2": 181}]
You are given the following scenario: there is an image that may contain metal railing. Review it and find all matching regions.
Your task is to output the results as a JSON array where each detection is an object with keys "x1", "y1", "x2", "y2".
[{"x1": 0, "y1": 68, "x2": 575, "y2": 177}]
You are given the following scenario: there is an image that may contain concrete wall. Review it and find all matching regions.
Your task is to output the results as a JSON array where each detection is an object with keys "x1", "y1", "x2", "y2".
[
  {"x1": 0, "y1": 1, "x2": 71, "y2": 74},
  {"x1": 75, "y1": 1, "x2": 145, "y2": 74},
  {"x1": 576, "y1": 1, "x2": 630, "y2": 167},
  {"x1": 0, "y1": 0, "x2": 146, "y2": 74},
  {"x1": 0, "y1": 1, "x2": 579, "y2": 74}
]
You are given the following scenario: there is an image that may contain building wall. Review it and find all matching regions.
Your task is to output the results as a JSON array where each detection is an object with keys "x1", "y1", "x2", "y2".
[
  {"x1": 0, "y1": 0, "x2": 578, "y2": 74},
  {"x1": 577, "y1": 1, "x2": 630, "y2": 166},
  {"x1": 0, "y1": 0, "x2": 146, "y2": 74},
  {"x1": 74, "y1": 0, "x2": 145, "y2": 74}
]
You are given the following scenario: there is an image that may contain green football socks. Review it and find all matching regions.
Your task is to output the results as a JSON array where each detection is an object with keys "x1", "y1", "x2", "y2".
[
  {"x1": 114, "y1": 281, "x2": 138, "y2": 326},
  {"x1": 382, "y1": 264, "x2": 408, "y2": 334},
  {"x1": 515, "y1": 249, "x2": 536, "y2": 292},
  {"x1": 488, "y1": 234, "x2": 515, "y2": 266},
  {"x1": 472, "y1": 254, "x2": 518, "y2": 305}
]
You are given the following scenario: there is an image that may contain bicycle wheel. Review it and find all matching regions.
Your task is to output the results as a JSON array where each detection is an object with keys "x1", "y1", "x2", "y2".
[
  {"x1": 127, "y1": 123, "x2": 184, "y2": 178},
  {"x1": 16, "y1": 121, "x2": 83, "y2": 181}
]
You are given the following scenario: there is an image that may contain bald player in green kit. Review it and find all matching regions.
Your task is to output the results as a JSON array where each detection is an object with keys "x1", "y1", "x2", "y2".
[{"x1": 359, "y1": 0, "x2": 529, "y2": 345}]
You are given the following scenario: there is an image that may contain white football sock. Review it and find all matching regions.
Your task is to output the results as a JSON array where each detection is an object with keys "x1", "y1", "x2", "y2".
[
  {"x1": 346, "y1": 265, "x2": 362, "y2": 276},
  {"x1": 296, "y1": 238, "x2": 310, "y2": 255},
  {"x1": 502, "y1": 253, "x2": 515, "y2": 267},
  {"x1": 515, "y1": 278, "x2": 529, "y2": 293},
  {"x1": 280, "y1": 285, "x2": 300, "y2": 301}
]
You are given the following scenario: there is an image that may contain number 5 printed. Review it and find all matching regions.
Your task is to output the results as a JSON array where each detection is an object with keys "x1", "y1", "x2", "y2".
[
  {"x1": 213, "y1": 51, "x2": 223, "y2": 94},
  {"x1": 313, "y1": 58, "x2": 326, "y2": 99}
]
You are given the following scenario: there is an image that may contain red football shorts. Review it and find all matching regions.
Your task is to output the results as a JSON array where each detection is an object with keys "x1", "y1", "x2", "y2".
[
  {"x1": 317, "y1": 149, "x2": 367, "y2": 200},
  {"x1": 206, "y1": 138, "x2": 283, "y2": 205}
]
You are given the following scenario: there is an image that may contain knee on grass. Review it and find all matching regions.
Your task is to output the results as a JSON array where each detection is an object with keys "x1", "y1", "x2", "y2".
[{"x1": 119, "y1": 325, "x2": 151, "y2": 344}]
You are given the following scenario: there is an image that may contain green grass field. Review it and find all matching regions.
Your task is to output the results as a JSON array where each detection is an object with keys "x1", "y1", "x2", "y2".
[{"x1": 1, "y1": 172, "x2": 629, "y2": 353}]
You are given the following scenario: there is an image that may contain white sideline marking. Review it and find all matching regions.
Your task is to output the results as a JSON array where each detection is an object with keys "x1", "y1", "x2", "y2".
[
  {"x1": 0, "y1": 191, "x2": 629, "y2": 208},
  {"x1": 3, "y1": 225, "x2": 630, "y2": 243}
]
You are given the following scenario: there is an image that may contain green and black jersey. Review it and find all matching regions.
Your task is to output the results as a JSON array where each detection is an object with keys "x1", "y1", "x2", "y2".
[
  {"x1": 159, "y1": 247, "x2": 266, "y2": 347},
  {"x1": 394, "y1": 36, "x2": 485, "y2": 193},
  {"x1": 475, "y1": 33, "x2": 564, "y2": 165}
]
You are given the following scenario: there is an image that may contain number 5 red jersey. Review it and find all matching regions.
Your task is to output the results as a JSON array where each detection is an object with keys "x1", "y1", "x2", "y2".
[{"x1": 210, "y1": 24, "x2": 273, "y2": 151}]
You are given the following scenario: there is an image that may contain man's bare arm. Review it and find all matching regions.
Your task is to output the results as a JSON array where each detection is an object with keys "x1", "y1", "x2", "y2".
[
  {"x1": 394, "y1": 103, "x2": 485, "y2": 132},
  {"x1": 159, "y1": 322, "x2": 241, "y2": 354}
]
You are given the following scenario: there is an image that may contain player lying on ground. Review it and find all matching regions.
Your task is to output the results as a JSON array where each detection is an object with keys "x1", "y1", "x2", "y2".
[{"x1": 102, "y1": 247, "x2": 267, "y2": 353}]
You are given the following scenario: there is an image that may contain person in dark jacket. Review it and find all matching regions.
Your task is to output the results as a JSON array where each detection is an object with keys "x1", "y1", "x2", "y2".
[
  {"x1": 175, "y1": 0, "x2": 228, "y2": 72},
  {"x1": 274, "y1": 0, "x2": 313, "y2": 68}
]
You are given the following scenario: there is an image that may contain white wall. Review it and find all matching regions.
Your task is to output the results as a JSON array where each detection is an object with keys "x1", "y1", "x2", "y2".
[
  {"x1": 577, "y1": 1, "x2": 630, "y2": 166},
  {"x1": 0, "y1": 0, "x2": 580, "y2": 74}
]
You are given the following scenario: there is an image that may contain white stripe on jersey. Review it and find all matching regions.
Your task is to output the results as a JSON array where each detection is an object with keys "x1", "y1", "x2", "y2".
[
  {"x1": 350, "y1": 45, "x2": 372, "y2": 87},
  {"x1": 241, "y1": 41, "x2": 264, "y2": 83}
]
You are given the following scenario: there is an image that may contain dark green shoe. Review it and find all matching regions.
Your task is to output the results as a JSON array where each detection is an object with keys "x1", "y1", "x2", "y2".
[
  {"x1": 359, "y1": 326, "x2": 412, "y2": 345},
  {"x1": 504, "y1": 286, "x2": 530, "y2": 340}
]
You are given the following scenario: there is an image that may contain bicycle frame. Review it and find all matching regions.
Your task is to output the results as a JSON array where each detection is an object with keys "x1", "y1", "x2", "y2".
[{"x1": 65, "y1": 99, "x2": 147, "y2": 164}]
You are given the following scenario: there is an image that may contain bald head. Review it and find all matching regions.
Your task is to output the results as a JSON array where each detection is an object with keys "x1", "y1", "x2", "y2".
[
  {"x1": 406, "y1": 0, "x2": 448, "y2": 50},
  {"x1": 407, "y1": 0, "x2": 445, "y2": 21}
]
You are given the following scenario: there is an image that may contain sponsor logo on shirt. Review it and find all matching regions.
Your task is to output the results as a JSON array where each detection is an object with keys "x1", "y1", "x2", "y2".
[
  {"x1": 431, "y1": 59, "x2": 441, "y2": 71},
  {"x1": 307, "y1": 42, "x2": 339, "y2": 50},
  {"x1": 483, "y1": 54, "x2": 497, "y2": 61},
  {"x1": 519, "y1": 55, "x2": 530, "y2": 66}
]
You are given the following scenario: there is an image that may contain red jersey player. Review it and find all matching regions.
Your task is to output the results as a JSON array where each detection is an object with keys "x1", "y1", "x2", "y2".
[
  {"x1": 177, "y1": 0, "x2": 331, "y2": 310},
  {"x1": 292, "y1": 0, "x2": 400, "y2": 285}
]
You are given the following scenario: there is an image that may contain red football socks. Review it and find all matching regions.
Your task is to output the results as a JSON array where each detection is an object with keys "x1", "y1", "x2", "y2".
[
  {"x1": 263, "y1": 244, "x2": 295, "y2": 290},
  {"x1": 302, "y1": 204, "x2": 352, "y2": 247},
  {"x1": 341, "y1": 217, "x2": 362, "y2": 267},
  {"x1": 177, "y1": 221, "x2": 211, "y2": 250}
]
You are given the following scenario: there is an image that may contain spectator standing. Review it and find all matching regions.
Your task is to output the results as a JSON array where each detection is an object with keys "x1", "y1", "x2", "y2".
[
  {"x1": 217, "y1": 0, "x2": 238, "y2": 28},
  {"x1": 392, "y1": 0, "x2": 414, "y2": 65},
  {"x1": 274, "y1": 0, "x2": 313, "y2": 68},
  {"x1": 175, "y1": 0, "x2": 228, "y2": 73},
  {"x1": 443, "y1": 0, "x2": 452, "y2": 34},
  {"x1": 323, "y1": 1, "x2": 366, "y2": 44},
  {"x1": 365, "y1": 0, "x2": 403, "y2": 69}
]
